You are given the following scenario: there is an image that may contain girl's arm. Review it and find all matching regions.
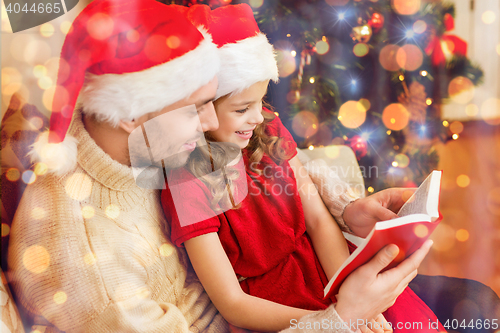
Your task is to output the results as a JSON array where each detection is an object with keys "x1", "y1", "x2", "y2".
[
  {"x1": 184, "y1": 233, "x2": 315, "y2": 332},
  {"x1": 288, "y1": 156, "x2": 350, "y2": 280}
]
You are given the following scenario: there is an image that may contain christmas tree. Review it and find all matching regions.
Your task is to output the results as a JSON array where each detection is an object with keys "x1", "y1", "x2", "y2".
[{"x1": 167, "y1": 0, "x2": 483, "y2": 192}]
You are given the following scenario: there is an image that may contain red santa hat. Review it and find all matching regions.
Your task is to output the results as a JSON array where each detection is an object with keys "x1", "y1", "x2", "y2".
[
  {"x1": 30, "y1": 0, "x2": 220, "y2": 174},
  {"x1": 205, "y1": 4, "x2": 279, "y2": 100}
]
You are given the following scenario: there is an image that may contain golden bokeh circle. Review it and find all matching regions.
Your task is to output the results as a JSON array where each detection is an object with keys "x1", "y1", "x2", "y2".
[
  {"x1": 397, "y1": 44, "x2": 423, "y2": 71},
  {"x1": 275, "y1": 47, "x2": 297, "y2": 78},
  {"x1": 87, "y1": 13, "x2": 114, "y2": 40},
  {"x1": 316, "y1": 40, "x2": 329, "y2": 55},
  {"x1": 338, "y1": 101, "x2": 367, "y2": 129},
  {"x1": 414, "y1": 224, "x2": 429, "y2": 238},
  {"x1": 413, "y1": 20, "x2": 427, "y2": 34},
  {"x1": 105, "y1": 204, "x2": 120, "y2": 219},
  {"x1": 6, "y1": 168, "x2": 21, "y2": 182},
  {"x1": 456, "y1": 174, "x2": 470, "y2": 188},
  {"x1": 159, "y1": 243, "x2": 175, "y2": 257},
  {"x1": 456, "y1": 229, "x2": 469, "y2": 242},
  {"x1": 382, "y1": 103, "x2": 410, "y2": 131},
  {"x1": 53, "y1": 291, "x2": 67, "y2": 304},
  {"x1": 392, "y1": 0, "x2": 421, "y2": 16},
  {"x1": 448, "y1": 76, "x2": 474, "y2": 104},
  {"x1": 379, "y1": 44, "x2": 401, "y2": 71},
  {"x1": 23, "y1": 245, "x2": 50, "y2": 274},
  {"x1": 292, "y1": 111, "x2": 319, "y2": 137},
  {"x1": 65, "y1": 173, "x2": 93, "y2": 201},
  {"x1": 395, "y1": 154, "x2": 410, "y2": 168},
  {"x1": 449, "y1": 121, "x2": 464, "y2": 134},
  {"x1": 353, "y1": 43, "x2": 369, "y2": 57}
]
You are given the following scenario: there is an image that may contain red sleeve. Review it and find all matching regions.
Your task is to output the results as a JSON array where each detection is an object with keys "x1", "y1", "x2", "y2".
[
  {"x1": 161, "y1": 171, "x2": 221, "y2": 248},
  {"x1": 263, "y1": 108, "x2": 298, "y2": 159}
]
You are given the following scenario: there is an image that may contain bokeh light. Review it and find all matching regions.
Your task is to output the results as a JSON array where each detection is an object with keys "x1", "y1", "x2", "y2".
[
  {"x1": 292, "y1": 111, "x2": 319, "y2": 138},
  {"x1": 45, "y1": 57, "x2": 70, "y2": 85},
  {"x1": 448, "y1": 76, "x2": 474, "y2": 104},
  {"x1": 31, "y1": 207, "x2": 46, "y2": 220},
  {"x1": 166, "y1": 35, "x2": 180, "y2": 49},
  {"x1": 2, "y1": 67, "x2": 23, "y2": 98},
  {"x1": 442, "y1": 120, "x2": 449, "y2": 127},
  {"x1": 34, "y1": 163, "x2": 48, "y2": 176},
  {"x1": 64, "y1": 173, "x2": 92, "y2": 201},
  {"x1": 105, "y1": 204, "x2": 120, "y2": 219},
  {"x1": 367, "y1": 187, "x2": 374, "y2": 193},
  {"x1": 392, "y1": 0, "x2": 421, "y2": 16},
  {"x1": 325, "y1": 146, "x2": 340, "y2": 159},
  {"x1": 87, "y1": 13, "x2": 114, "y2": 40},
  {"x1": 40, "y1": 23, "x2": 55, "y2": 37},
  {"x1": 414, "y1": 224, "x2": 429, "y2": 238},
  {"x1": 33, "y1": 65, "x2": 47, "y2": 78},
  {"x1": 309, "y1": 77, "x2": 315, "y2": 84},
  {"x1": 60, "y1": 21, "x2": 72, "y2": 34},
  {"x1": 452, "y1": 134, "x2": 459, "y2": 140},
  {"x1": 487, "y1": 187, "x2": 500, "y2": 216},
  {"x1": 482, "y1": 11, "x2": 496, "y2": 24},
  {"x1": 23, "y1": 245, "x2": 50, "y2": 274},
  {"x1": 38, "y1": 77, "x2": 53, "y2": 90},
  {"x1": 286, "y1": 90, "x2": 300, "y2": 104},
  {"x1": 397, "y1": 44, "x2": 423, "y2": 71},
  {"x1": 338, "y1": 100, "x2": 367, "y2": 129},
  {"x1": 43, "y1": 85, "x2": 69, "y2": 111},
  {"x1": 249, "y1": 0, "x2": 264, "y2": 8},
  {"x1": 53, "y1": 291, "x2": 67, "y2": 304},
  {"x1": 160, "y1": 243, "x2": 175, "y2": 257},
  {"x1": 481, "y1": 98, "x2": 500, "y2": 125},
  {"x1": 353, "y1": 43, "x2": 369, "y2": 57},
  {"x1": 315, "y1": 40, "x2": 329, "y2": 55},
  {"x1": 2, "y1": 224, "x2": 11, "y2": 237},
  {"x1": 22, "y1": 170, "x2": 36, "y2": 184},
  {"x1": 84, "y1": 252, "x2": 97, "y2": 265},
  {"x1": 275, "y1": 41, "x2": 296, "y2": 78},
  {"x1": 382, "y1": 103, "x2": 410, "y2": 131},
  {"x1": 6, "y1": 168, "x2": 21, "y2": 182},
  {"x1": 81, "y1": 206, "x2": 95, "y2": 219},
  {"x1": 456, "y1": 229, "x2": 469, "y2": 242},
  {"x1": 379, "y1": 44, "x2": 401, "y2": 71},
  {"x1": 456, "y1": 174, "x2": 470, "y2": 188},
  {"x1": 395, "y1": 154, "x2": 410, "y2": 168},
  {"x1": 413, "y1": 20, "x2": 427, "y2": 34},
  {"x1": 359, "y1": 98, "x2": 371, "y2": 111},
  {"x1": 432, "y1": 223, "x2": 456, "y2": 252},
  {"x1": 426, "y1": 98, "x2": 432, "y2": 105},
  {"x1": 449, "y1": 121, "x2": 464, "y2": 134},
  {"x1": 465, "y1": 104, "x2": 479, "y2": 117},
  {"x1": 23, "y1": 40, "x2": 52, "y2": 65},
  {"x1": 325, "y1": 0, "x2": 349, "y2": 5}
]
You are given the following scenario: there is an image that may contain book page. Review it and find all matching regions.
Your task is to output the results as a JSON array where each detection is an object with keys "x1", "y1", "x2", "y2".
[{"x1": 397, "y1": 173, "x2": 432, "y2": 217}]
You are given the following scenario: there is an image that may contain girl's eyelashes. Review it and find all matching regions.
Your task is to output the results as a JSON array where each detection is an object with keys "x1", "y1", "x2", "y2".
[{"x1": 235, "y1": 106, "x2": 250, "y2": 114}]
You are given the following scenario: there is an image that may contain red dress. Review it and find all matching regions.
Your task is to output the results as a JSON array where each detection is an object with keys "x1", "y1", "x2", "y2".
[{"x1": 161, "y1": 113, "x2": 446, "y2": 332}]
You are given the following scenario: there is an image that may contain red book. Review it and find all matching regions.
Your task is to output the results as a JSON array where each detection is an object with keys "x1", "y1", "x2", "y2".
[{"x1": 324, "y1": 171, "x2": 443, "y2": 300}]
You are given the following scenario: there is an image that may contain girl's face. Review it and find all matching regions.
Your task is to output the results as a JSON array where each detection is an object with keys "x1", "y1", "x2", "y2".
[{"x1": 210, "y1": 80, "x2": 269, "y2": 149}]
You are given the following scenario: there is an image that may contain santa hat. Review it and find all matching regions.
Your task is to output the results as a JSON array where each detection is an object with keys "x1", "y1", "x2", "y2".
[
  {"x1": 206, "y1": 4, "x2": 279, "y2": 100},
  {"x1": 30, "y1": 0, "x2": 220, "y2": 175}
]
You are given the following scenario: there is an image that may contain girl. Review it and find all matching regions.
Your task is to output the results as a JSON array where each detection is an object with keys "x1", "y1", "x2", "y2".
[{"x1": 162, "y1": 4, "x2": 444, "y2": 333}]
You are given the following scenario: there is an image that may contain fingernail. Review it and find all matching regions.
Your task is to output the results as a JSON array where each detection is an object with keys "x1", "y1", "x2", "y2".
[{"x1": 386, "y1": 245, "x2": 399, "y2": 257}]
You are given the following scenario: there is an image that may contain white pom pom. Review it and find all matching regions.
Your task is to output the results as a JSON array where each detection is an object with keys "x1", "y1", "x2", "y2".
[{"x1": 28, "y1": 131, "x2": 78, "y2": 175}]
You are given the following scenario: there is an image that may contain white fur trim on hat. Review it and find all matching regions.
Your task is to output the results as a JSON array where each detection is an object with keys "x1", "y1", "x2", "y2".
[
  {"x1": 28, "y1": 131, "x2": 78, "y2": 176},
  {"x1": 215, "y1": 33, "x2": 279, "y2": 100},
  {"x1": 79, "y1": 36, "x2": 220, "y2": 126}
]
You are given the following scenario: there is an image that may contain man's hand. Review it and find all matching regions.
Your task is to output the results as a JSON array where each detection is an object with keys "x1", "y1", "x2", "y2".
[{"x1": 343, "y1": 188, "x2": 416, "y2": 237}]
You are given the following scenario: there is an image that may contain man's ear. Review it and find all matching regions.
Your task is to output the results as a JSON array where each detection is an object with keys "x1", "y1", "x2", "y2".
[{"x1": 119, "y1": 119, "x2": 139, "y2": 134}]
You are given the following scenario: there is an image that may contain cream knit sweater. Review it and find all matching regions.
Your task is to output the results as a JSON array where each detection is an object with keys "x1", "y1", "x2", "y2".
[
  {"x1": 7, "y1": 110, "x2": 228, "y2": 333},
  {"x1": 7, "y1": 110, "x2": 358, "y2": 333}
]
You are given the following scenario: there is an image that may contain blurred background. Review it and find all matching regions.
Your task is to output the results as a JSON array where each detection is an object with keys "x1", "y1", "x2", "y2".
[{"x1": 2, "y1": 0, "x2": 500, "y2": 296}]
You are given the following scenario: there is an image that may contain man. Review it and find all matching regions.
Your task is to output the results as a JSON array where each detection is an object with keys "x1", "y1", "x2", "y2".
[{"x1": 7, "y1": 1, "x2": 432, "y2": 332}]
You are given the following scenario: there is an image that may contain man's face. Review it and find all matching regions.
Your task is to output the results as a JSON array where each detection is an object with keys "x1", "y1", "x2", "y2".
[{"x1": 128, "y1": 77, "x2": 218, "y2": 173}]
